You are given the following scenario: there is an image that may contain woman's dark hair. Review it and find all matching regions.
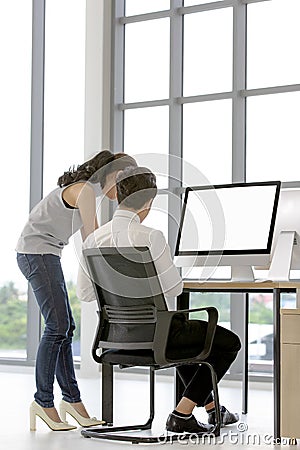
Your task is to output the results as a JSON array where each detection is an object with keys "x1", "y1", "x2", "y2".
[
  {"x1": 57, "y1": 150, "x2": 137, "y2": 188},
  {"x1": 116, "y1": 166, "x2": 157, "y2": 210}
]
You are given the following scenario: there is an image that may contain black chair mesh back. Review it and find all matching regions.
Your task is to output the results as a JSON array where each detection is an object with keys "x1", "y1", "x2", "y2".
[{"x1": 84, "y1": 247, "x2": 167, "y2": 348}]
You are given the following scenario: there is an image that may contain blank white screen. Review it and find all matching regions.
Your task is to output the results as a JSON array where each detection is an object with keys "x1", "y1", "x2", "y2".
[{"x1": 178, "y1": 185, "x2": 277, "y2": 253}]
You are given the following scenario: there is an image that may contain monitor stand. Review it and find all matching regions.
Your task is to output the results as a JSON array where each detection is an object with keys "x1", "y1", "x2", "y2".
[
  {"x1": 268, "y1": 231, "x2": 295, "y2": 281},
  {"x1": 231, "y1": 266, "x2": 255, "y2": 282}
]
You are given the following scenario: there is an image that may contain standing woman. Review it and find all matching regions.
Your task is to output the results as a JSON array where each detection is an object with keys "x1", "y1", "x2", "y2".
[{"x1": 16, "y1": 150, "x2": 137, "y2": 431}]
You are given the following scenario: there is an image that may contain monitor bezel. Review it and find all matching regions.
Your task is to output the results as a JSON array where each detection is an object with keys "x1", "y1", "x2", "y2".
[{"x1": 175, "y1": 180, "x2": 281, "y2": 257}]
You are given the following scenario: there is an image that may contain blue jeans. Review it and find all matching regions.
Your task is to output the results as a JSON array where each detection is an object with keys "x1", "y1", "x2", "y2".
[{"x1": 17, "y1": 253, "x2": 81, "y2": 408}]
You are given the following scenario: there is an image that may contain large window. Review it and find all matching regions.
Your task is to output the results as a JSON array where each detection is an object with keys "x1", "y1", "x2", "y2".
[
  {"x1": 112, "y1": 0, "x2": 300, "y2": 378},
  {"x1": 43, "y1": 0, "x2": 85, "y2": 196},
  {"x1": 44, "y1": 0, "x2": 86, "y2": 359},
  {"x1": 0, "y1": 1, "x2": 86, "y2": 365},
  {"x1": 246, "y1": 0, "x2": 300, "y2": 375},
  {"x1": 0, "y1": 1, "x2": 32, "y2": 359}
]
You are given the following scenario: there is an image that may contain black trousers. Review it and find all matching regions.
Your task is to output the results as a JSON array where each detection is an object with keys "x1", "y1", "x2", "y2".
[{"x1": 166, "y1": 314, "x2": 242, "y2": 407}]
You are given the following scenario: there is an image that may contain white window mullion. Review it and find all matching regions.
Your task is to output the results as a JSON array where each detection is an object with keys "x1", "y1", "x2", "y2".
[{"x1": 232, "y1": 2, "x2": 246, "y2": 183}]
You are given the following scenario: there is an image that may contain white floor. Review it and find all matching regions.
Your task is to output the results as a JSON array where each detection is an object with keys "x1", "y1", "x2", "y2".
[{"x1": 0, "y1": 365, "x2": 292, "y2": 449}]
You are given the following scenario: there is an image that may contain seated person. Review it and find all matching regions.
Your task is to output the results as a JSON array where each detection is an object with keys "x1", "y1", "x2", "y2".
[{"x1": 77, "y1": 166, "x2": 241, "y2": 434}]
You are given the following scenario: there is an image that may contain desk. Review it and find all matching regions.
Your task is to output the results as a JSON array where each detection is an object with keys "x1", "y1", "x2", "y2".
[{"x1": 178, "y1": 280, "x2": 300, "y2": 440}]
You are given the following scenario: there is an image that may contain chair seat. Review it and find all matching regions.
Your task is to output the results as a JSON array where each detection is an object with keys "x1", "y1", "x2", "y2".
[
  {"x1": 100, "y1": 348, "x2": 204, "y2": 368},
  {"x1": 100, "y1": 349, "x2": 159, "y2": 367}
]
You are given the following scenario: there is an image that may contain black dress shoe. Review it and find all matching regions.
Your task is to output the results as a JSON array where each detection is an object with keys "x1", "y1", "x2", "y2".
[
  {"x1": 166, "y1": 412, "x2": 214, "y2": 434},
  {"x1": 208, "y1": 406, "x2": 239, "y2": 427}
]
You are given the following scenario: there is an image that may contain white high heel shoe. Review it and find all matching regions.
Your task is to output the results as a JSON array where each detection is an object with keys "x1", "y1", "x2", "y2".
[
  {"x1": 59, "y1": 400, "x2": 105, "y2": 427},
  {"x1": 30, "y1": 401, "x2": 77, "y2": 431}
]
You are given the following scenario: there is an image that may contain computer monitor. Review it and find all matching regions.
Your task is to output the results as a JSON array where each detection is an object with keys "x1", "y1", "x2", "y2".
[
  {"x1": 264, "y1": 188, "x2": 300, "y2": 281},
  {"x1": 174, "y1": 181, "x2": 281, "y2": 281}
]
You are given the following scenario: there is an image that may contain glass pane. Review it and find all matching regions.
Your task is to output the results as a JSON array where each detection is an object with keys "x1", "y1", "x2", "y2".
[
  {"x1": 249, "y1": 293, "x2": 295, "y2": 374},
  {"x1": 44, "y1": 0, "x2": 85, "y2": 195},
  {"x1": 247, "y1": 0, "x2": 300, "y2": 89},
  {"x1": 124, "y1": 19, "x2": 170, "y2": 103},
  {"x1": 246, "y1": 92, "x2": 300, "y2": 182},
  {"x1": 44, "y1": 0, "x2": 86, "y2": 358},
  {"x1": 126, "y1": 0, "x2": 169, "y2": 16},
  {"x1": 143, "y1": 194, "x2": 169, "y2": 241},
  {"x1": 182, "y1": 100, "x2": 232, "y2": 185},
  {"x1": 249, "y1": 293, "x2": 273, "y2": 374},
  {"x1": 190, "y1": 293, "x2": 230, "y2": 327},
  {"x1": 124, "y1": 107, "x2": 169, "y2": 188},
  {"x1": 183, "y1": 8, "x2": 233, "y2": 96},
  {"x1": 184, "y1": 0, "x2": 223, "y2": 5},
  {"x1": 0, "y1": 0, "x2": 32, "y2": 358}
]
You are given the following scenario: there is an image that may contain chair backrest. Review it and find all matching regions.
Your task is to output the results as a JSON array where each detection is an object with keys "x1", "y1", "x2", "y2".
[{"x1": 83, "y1": 246, "x2": 168, "y2": 351}]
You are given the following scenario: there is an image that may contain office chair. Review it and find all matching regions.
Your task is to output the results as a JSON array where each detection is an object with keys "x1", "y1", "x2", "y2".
[{"x1": 81, "y1": 246, "x2": 221, "y2": 443}]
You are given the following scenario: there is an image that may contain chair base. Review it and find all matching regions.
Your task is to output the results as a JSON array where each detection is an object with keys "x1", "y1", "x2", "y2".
[
  {"x1": 81, "y1": 424, "x2": 219, "y2": 444},
  {"x1": 89, "y1": 363, "x2": 221, "y2": 443}
]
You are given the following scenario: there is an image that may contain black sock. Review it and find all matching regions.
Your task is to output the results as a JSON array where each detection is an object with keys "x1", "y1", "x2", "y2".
[{"x1": 172, "y1": 409, "x2": 191, "y2": 418}]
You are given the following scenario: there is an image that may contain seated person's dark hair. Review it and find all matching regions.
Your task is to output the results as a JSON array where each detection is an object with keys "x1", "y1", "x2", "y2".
[{"x1": 116, "y1": 166, "x2": 157, "y2": 210}]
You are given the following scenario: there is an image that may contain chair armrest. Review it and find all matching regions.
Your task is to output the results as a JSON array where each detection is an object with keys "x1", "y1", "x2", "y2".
[{"x1": 153, "y1": 306, "x2": 218, "y2": 366}]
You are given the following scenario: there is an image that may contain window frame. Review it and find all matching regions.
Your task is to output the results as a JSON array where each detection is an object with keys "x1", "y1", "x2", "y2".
[{"x1": 111, "y1": 0, "x2": 300, "y2": 381}]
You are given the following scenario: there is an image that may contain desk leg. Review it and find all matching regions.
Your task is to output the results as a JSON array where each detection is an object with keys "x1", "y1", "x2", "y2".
[
  {"x1": 175, "y1": 292, "x2": 190, "y2": 406},
  {"x1": 273, "y1": 288, "x2": 281, "y2": 440},
  {"x1": 177, "y1": 291, "x2": 190, "y2": 310},
  {"x1": 102, "y1": 364, "x2": 113, "y2": 424},
  {"x1": 242, "y1": 293, "x2": 249, "y2": 415}
]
